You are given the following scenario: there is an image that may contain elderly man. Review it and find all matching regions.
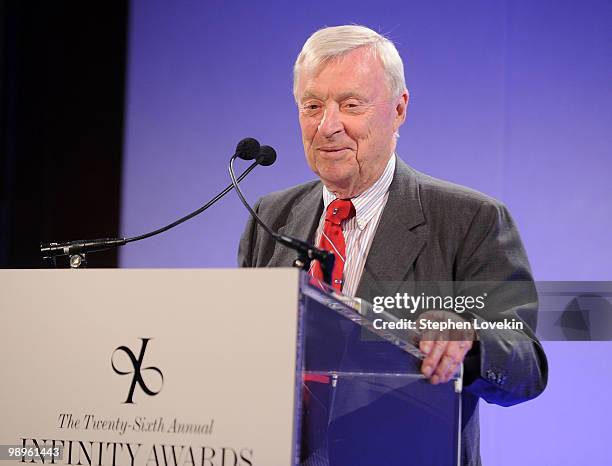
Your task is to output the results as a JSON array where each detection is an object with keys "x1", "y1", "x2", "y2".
[{"x1": 239, "y1": 25, "x2": 547, "y2": 465}]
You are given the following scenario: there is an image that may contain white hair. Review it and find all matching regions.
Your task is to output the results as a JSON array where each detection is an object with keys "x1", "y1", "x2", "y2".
[{"x1": 293, "y1": 25, "x2": 407, "y2": 102}]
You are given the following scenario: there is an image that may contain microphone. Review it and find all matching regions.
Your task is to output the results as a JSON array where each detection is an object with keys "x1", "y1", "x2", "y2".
[
  {"x1": 234, "y1": 137, "x2": 261, "y2": 160},
  {"x1": 41, "y1": 238, "x2": 127, "y2": 258},
  {"x1": 41, "y1": 138, "x2": 266, "y2": 266},
  {"x1": 255, "y1": 145, "x2": 277, "y2": 166},
  {"x1": 229, "y1": 146, "x2": 335, "y2": 286}
]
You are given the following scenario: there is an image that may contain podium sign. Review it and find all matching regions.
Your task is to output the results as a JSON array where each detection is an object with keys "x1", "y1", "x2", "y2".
[{"x1": 0, "y1": 269, "x2": 302, "y2": 466}]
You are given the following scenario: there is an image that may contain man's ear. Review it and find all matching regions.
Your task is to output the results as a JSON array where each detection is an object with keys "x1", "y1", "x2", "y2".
[{"x1": 394, "y1": 89, "x2": 409, "y2": 131}]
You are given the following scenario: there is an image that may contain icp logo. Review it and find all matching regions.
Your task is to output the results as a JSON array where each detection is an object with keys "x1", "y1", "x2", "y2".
[{"x1": 111, "y1": 338, "x2": 164, "y2": 404}]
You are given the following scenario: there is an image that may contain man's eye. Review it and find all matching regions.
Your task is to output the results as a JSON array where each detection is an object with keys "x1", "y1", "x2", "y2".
[
  {"x1": 343, "y1": 101, "x2": 364, "y2": 111},
  {"x1": 301, "y1": 103, "x2": 322, "y2": 115}
]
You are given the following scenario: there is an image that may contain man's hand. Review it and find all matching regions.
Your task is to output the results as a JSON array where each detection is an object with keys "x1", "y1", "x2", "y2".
[{"x1": 417, "y1": 311, "x2": 475, "y2": 385}]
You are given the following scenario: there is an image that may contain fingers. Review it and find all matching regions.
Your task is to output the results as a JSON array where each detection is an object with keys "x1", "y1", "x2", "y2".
[
  {"x1": 420, "y1": 340, "x2": 473, "y2": 384},
  {"x1": 420, "y1": 340, "x2": 448, "y2": 380},
  {"x1": 417, "y1": 310, "x2": 475, "y2": 384},
  {"x1": 436, "y1": 351, "x2": 460, "y2": 384}
]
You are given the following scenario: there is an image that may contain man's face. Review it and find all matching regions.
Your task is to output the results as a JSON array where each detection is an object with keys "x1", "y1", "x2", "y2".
[{"x1": 296, "y1": 47, "x2": 408, "y2": 198}]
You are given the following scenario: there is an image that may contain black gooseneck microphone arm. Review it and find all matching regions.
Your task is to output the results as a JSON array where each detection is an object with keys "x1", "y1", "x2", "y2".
[
  {"x1": 41, "y1": 138, "x2": 263, "y2": 267},
  {"x1": 124, "y1": 161, "x2": 260, "y2": 244},
  {"x1": 228, "y1": 149, "x2": 335, "y2": 287}
]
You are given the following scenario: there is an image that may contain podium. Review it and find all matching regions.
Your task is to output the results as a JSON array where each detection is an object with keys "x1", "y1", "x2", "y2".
[{"x1": 0, "y1": 269, "x2": 461, "y2": 466}]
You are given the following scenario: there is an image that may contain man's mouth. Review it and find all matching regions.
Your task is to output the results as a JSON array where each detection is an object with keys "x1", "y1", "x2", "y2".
[{"x1": 318, "y1": 147, "x2": 349, "y2": 153}]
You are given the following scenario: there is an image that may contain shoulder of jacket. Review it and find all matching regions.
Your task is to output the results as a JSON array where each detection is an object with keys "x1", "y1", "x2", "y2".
[{"x1": 411, "y1": 168, "x2": 506, "y2": 212}]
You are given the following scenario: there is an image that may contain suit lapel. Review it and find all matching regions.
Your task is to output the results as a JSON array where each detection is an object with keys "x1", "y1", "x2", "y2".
[
  {"x1": 268, "y1": 159, "x2": 427, "y2": 301},
  {"x1": 356, "y1": 158, "x2": 427, "y2": 303},
  {"x1": 272, "y1": 182, "x2": 324, "y2": 266}
]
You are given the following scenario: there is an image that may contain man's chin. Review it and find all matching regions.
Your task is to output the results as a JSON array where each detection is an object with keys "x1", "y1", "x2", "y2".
[{"x1": 318, "y1": 172, "x2": 360, "y2": 197}]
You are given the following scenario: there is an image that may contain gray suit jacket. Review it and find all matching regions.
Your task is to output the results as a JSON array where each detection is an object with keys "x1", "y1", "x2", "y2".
[{"x1": 238, "y1": 158, "x2": 548, "y2": 466}]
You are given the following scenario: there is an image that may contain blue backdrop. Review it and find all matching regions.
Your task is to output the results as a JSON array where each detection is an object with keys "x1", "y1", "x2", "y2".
[{"x1": 120, "y1": 1, "x2": 612, "y2": 463}]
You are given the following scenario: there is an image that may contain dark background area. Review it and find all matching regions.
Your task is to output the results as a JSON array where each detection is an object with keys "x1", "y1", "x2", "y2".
[{"x1": 0, "y1": 0, "x2": 128, "y2": 267}]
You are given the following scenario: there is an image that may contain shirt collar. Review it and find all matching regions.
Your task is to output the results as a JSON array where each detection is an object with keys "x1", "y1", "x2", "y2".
[{"x1": 322, "y1": 154, "x2": 396, "y2": 230}]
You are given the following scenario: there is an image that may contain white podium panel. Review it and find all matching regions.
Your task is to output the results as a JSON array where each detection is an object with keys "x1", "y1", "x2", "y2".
[{"x1": 0, "y1": 269, "x2": 301, "y2": 466}]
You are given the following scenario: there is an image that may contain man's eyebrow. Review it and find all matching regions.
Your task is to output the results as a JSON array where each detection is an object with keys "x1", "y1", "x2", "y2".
[
  {"x1": 336, "y1": 91, "x2": 367, "y2": 101},
  {"x1": 300, "y1": 90, "x2": 368, "y2": 102},
  {"x1": 299, "y1": 90, "x2": 321, "y2": 101}
]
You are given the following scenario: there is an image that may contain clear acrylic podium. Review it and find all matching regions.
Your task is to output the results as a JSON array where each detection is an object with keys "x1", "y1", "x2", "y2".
[{"x1": 298, "y1": 273, "x2": 462, "y2": 466}]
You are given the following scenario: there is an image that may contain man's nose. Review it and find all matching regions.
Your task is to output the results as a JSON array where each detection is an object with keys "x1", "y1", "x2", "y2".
[{"x1": 318, "y1": 104, "x2": 343, "y2": 138}]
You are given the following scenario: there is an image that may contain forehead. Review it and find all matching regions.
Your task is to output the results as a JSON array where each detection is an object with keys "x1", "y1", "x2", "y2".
[{"x1": 298, "y1": 47, "x2": 387, "y2": 99}]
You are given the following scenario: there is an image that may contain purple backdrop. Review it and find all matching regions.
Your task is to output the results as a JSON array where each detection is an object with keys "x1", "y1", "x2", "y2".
[{"x1": 120, "y1": 0, "x2": 612, "y2": 463}]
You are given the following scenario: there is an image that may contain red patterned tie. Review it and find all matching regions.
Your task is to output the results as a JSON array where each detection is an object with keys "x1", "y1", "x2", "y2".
[{"x1": 310, "y1": 199, "x2": 356, "y2": 292}]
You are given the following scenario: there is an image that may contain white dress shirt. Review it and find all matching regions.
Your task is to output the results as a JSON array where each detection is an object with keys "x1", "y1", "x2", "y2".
[{"x1": 314, "y1": 154, "x2": 396, "y2": 297}]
